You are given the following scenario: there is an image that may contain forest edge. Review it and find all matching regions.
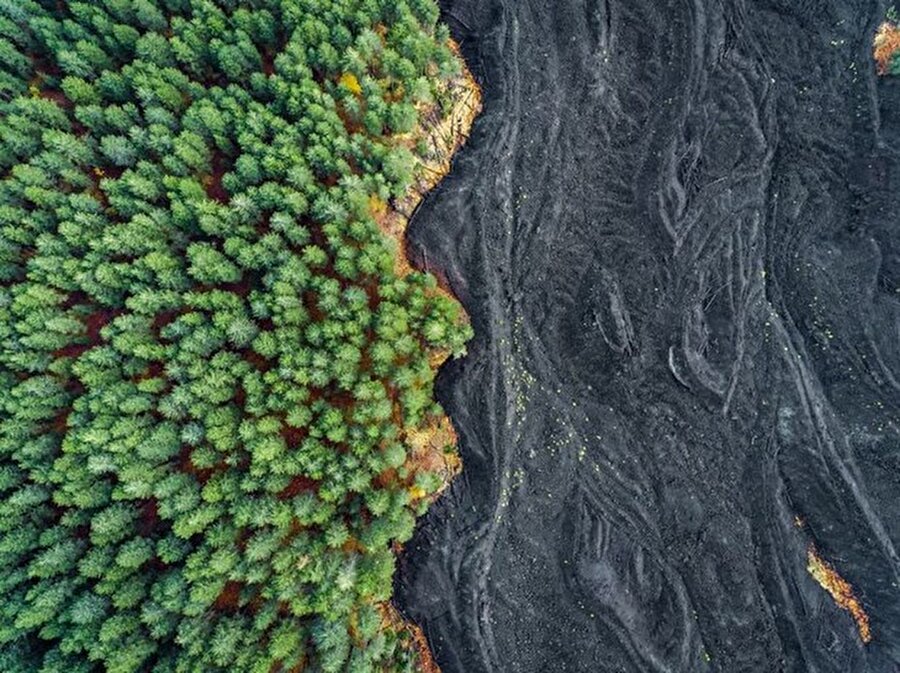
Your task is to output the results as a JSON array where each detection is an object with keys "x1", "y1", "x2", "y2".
[{"x1": 373, "y1": 39, "x2": 482, "y2": 673}]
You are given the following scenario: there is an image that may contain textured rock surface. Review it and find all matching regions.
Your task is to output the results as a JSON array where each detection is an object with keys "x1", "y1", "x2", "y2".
[{"x1": 397, "y1": 1, "x2": 900, "y2": 671}]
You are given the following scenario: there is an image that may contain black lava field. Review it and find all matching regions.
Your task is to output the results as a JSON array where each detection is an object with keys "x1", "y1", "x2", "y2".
[{"x1": 396, "y1": 1, "x2": 900, "y2": 671}]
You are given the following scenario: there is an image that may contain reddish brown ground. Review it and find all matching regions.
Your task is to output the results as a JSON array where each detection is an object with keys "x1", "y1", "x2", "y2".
[
  {"x1": 38, "y1": 89, "x2": 72, "y2": 110},
  {"x1": 204, "y1": 151, "x2": 231, "y2": 203},
  {"x1": 135, "y1": 361, "x2": 165, "y2": 382},
  {"x1": 261, "y1": 49, "x2": 275, "y2": 77},
  {"x1": 279, "y1": 423, "x2": 309, "y2": 451},
  {"x1": 151, "y1": 308, "x2": 187, "y2": 335},
  {"x1": 213, "y1": 580, "x2": 244, "y2": 612},
  {"x1": 50, "y1": 409, "x2": 70, "y2": 434},
  {"x1": 52, "y1": 307, "x2": 123, "y2": 360},
  {"x1": 177, "y1": 445, "x2": 215, "y2": 485},
  {"x1": 278, "y1": 474, "x2": 319, "y2": 499},
  {"x1": 219, "y1": 272, "x2": 259, "y2": 298},
  {"x1": 239, "y1": 348, "x2": 272, "y2": 372},
  {"x1": 137, "y1": 498, "x2": 160, "y2": 536}
]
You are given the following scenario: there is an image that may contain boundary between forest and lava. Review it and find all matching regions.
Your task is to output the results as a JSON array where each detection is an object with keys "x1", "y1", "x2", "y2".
[{"x1": 373, "y1": 40, "x2": 482, "y2": 673}]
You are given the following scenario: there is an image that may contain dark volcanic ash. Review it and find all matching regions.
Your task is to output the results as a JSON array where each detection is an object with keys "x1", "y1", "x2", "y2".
[{"x1": 397, "y1": 0, "x2": 900, "y2": 672}]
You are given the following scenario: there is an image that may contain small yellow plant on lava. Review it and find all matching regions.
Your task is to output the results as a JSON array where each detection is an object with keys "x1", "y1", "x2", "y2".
[{"x1": 806, "y1": 545, "x2": 872, "y2": 644}]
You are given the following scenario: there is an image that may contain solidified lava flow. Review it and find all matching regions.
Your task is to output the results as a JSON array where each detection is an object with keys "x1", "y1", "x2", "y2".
[{"x1": 397, "y1": 1, "x2": 900, "y2": 672}]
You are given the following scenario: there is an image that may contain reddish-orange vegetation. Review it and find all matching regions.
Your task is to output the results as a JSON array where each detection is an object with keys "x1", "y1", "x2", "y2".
[
  {"x1": 874, "y1": 22, "x2": 900, "y2": 74},
  {"x1": 379, "y1": 604, "x2": 442, "y2": 673},
  {"x1": 806, "y1": 545, "x2": 872, "y2": 644},
  {"x1": 409, "y1": 624, "x2": 441, "y2": 673}
]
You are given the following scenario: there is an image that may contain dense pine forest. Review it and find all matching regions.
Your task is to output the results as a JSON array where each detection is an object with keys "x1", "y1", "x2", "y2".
[{"x1": 0, "y1": 1, "x2": 472, "y2": 671}]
